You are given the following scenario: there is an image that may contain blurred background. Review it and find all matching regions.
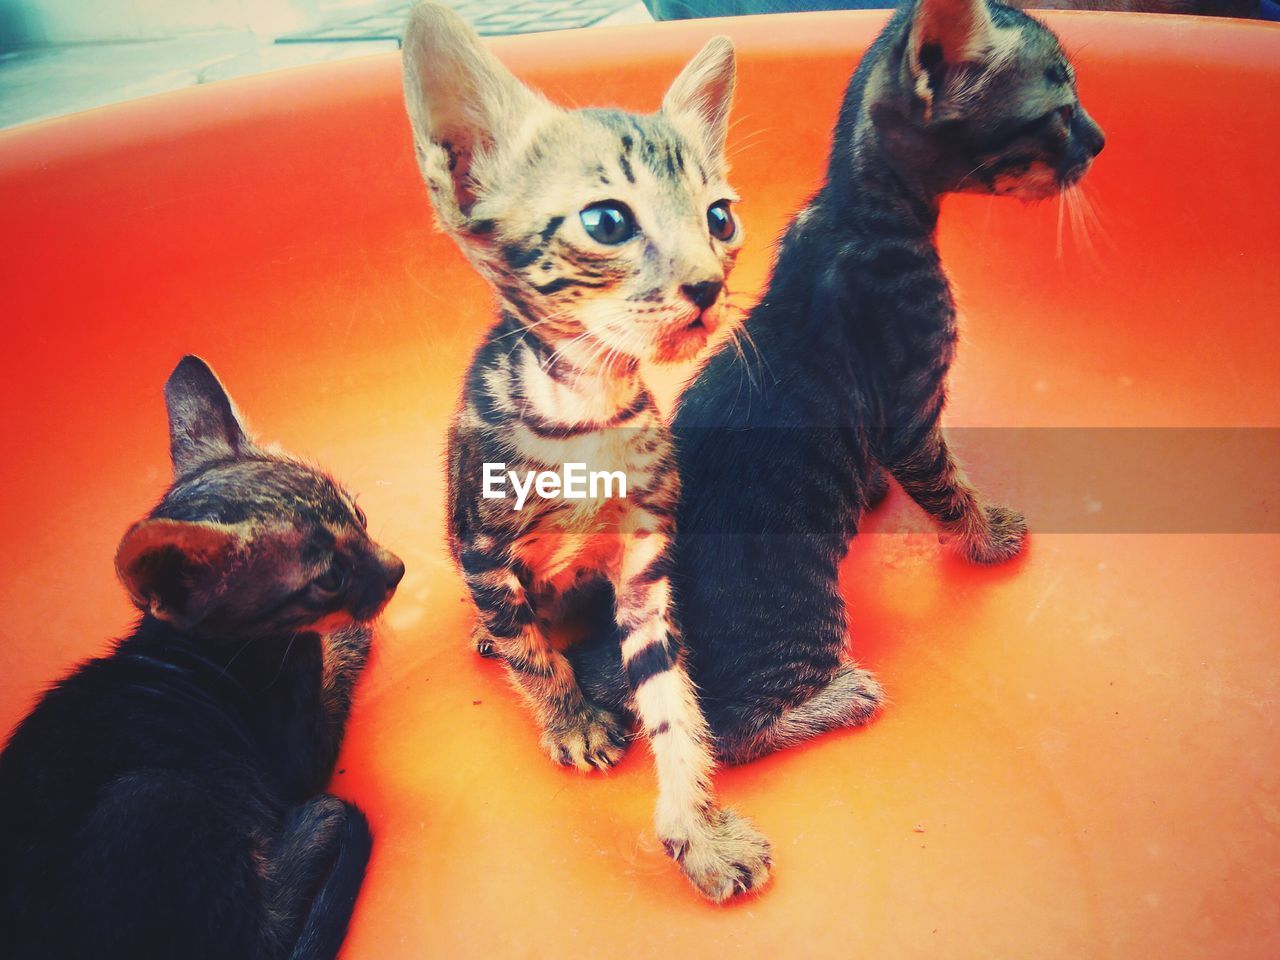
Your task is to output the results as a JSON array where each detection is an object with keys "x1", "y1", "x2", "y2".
[
  {"x1": 0, "y1": 0, "x2": 1270, "y2": 129},
  {"x1": 0, "y1": 0, "x2": 651, "y2": 129}
]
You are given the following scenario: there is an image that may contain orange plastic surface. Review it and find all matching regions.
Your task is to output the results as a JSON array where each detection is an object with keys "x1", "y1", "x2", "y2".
[{"x1": 1, "y1": 12, "x2": 1278, "y2": 959}]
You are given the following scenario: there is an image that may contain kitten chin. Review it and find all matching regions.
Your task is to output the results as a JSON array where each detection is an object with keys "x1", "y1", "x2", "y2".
[{"x1": 651, "y1": 305, "x2": 722, "y2": 365}]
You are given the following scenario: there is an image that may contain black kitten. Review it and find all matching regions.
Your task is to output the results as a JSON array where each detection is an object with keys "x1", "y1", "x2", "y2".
[
  {"x1": 577, "y1": 0, "x2": 1104, "y2": 762},
  {"x1": 0, "y1": 356, "x2": 404, "y2": 960}
]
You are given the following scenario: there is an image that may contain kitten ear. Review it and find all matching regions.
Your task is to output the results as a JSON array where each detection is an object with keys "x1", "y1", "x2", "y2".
[
  {"x1": 907, "y1": 0, "x2": 1000, "y2": 121},
  {"x1": 662, "y1": 35, "x2": 736, "y2": 162},
  {"x1": 164, "y1": 356, "x2": 255, "y2": 479},
  {"x1": 115, "y1": 519, "x2": 244, "y2": 629},
  {"x1": 402, "y1": 2, "x2": 545, "y2": 228}
]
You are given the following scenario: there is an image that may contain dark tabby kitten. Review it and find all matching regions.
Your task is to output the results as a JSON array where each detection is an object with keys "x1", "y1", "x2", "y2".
[
  {"x1": 671, "y1": 0, "x2": 1105, "y2": 761},
  {"x1": 582, "y1": 0, "x2": 1104, "y2": 763},
  {"x1": 403, "y1": 3, "x2": 769, "y2": 902},
  {"x1": 0, "y1": 357, "x2": 404, "y2": 960}
]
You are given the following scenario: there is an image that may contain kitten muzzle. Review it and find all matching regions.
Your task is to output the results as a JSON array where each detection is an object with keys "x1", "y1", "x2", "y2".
[
  {"x1": 348, "y1": 548, "x2": 405, "y2": 622},
  {"x1": 653, "y1": 306, "x2": 719, "y2": 364},
  {"x1": 1058, "y1": 111, "x2": 1105, "y2": 187}
]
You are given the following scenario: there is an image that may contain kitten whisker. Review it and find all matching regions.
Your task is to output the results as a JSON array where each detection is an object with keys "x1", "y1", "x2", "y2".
[
  {"x1": 723, "y1": 324, "x2": 754, "y2": 418},
  {"x1": 543, "y1": 327, "x2": 599, "y2": 371},
  {"x1": 732, "y1": 321, "x2": 762, "y2": 389},
  {"x1": 568, "y1": 323, "x2": 625, "y2": 393},
  {"x1": 1056, "y1": 188, "x2": 1067, "y2": 262},
  {"x1": 1066, "y1": 184, "x2": 1106, "y2": 272},
  {"x1": 265, "y1": 629, "x2": 303, "y2": 691},
  {"x1": 726, "y1": 127, "x2": 771, "y2": 160},
  {"x1": 492, "y1": 311, "x2": 571, "y2": 343},
  {"x1": 218, "y1": 633, "x2": 262, "y2": 682},
  {"x1": 960, "y1": 155, "x2": 997, "y2": 185},
  {"x1": 1076, "y1": 181, "x2": 1115, "y2": 254},
  {"x1": 726, "y1": 288, "x2": 771, "y2": 386}
]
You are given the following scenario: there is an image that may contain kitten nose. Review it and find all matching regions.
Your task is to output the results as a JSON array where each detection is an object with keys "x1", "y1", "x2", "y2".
[
  {"x1": 377, "y1": 549, "x2": 405, "y2": 590},
  {"x1": 680, "y1": 280, "x2": 723, "y2": 311},
  {"x1": 385, "y1": 557, "x2": 406, "y2": 589},
  {"x1": 1075, "y1": 109, "x2": 1106, "y2": 158}
]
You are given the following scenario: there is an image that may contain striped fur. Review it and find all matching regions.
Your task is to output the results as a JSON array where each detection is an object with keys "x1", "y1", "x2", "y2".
[
  {"x1": 579, "y1": 0, "x2": 1105, "y2": 765},
  {"x1": 403, "y1": 3, "x2": 769, "y2": 901}
]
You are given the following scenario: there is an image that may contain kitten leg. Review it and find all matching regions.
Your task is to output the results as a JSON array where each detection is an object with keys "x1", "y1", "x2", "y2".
[
  {"x1": 887, "y1": 424, "x2": 1028, "y2": 564},
  {"x1": 715, "y1": 661, "x2": 884, "y2": 766},
  {"x1": 464, "y1": 563, "x2": 627, "y2": 771},
  {"x1": 316, "y1": 624, "x2": 373, "y2": 773},
  {"x1": 614, "y1": 525, "x2": 771, "y2": 902},
  {"x1": 265, "y1": 795, "x2": 372, "y2": 960},
  {"x1": 471, "y1": 574, "x2": 589, "y2": 659}
]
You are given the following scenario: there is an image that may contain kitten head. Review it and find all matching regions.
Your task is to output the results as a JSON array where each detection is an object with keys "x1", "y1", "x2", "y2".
[
  {"x1": 871, "y1": 0, "x2": 1104, "y2": 200},
  {"x1": 402, "y1": 3, "x2": 742, "y2": 365},
  {"x1": 115, "y1": 356, "x2": 404, "y2": 639}
]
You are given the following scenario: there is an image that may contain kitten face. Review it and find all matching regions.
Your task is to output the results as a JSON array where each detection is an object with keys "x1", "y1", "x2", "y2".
[
  {"x1": 150, "y1": 459, "x2": 399, "y2": 635},
  {"x1": 470, "y1": 108, "x2": 742, "y2": 366},
  {"x1": 879, "y1": 0, "x2": 1104, "y2": 200},
  {"x1": 116, "y1": 357, "x2": 404, "y2": 639},
  {"x1": 403, "y1": 4, "x2": 742, "y2": 365},
  {"x1": 936, "y1": 6, "x2": 1103, "y2": 199}
]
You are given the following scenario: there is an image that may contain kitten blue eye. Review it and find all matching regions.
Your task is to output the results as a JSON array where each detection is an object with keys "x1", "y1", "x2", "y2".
[
  {"x1": 580, "y1": 202, "x2": 635, "y2": 245},
  {"x1": 707, "y1": 201, "x2": 736, "y2": 242}
]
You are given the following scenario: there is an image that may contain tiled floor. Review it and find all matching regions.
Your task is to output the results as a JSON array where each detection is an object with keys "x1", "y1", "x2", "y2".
[{"x1": 0, "y1": 0, "x2": 650, "y2": 130}]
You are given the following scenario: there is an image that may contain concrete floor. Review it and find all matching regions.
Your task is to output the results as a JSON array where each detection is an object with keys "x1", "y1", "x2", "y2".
[{"x1": 0, "y1": 3, "x2": 650, "y2": 130}]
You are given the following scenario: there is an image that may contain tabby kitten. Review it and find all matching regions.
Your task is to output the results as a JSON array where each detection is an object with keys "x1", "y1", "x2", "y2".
[
  {"x1": 583, "y1": 0, "x2": 1105, "y2": 763},
  {"x1": 402, "y1": 3, "x2": 769, "y2": 902},
  {"x1": 0, "y1": 356, "x2": 404, "y2": 960}
]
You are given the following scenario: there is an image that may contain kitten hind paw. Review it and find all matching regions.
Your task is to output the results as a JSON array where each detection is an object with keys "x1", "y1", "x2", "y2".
[
  {"x1": 665, "y1": 808, "x2": 772, "y2": 904},
  {"x1": 542, "y1": 705, "x2": 629, "y2": 772}
]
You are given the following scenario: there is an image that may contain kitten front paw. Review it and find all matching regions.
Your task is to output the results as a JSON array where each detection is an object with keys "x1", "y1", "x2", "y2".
[
  {"x1": 664, "y1": 807, "x2": 773, "y2": 903},
  {"x1": 542, "y1": 705, "x2": 629, "y2": 772},
  {"x1": 828, "y1": 663, "x2": 885, "y2": 726},
  {"x1": 960, "y1": 504, "x2": 1029, "y2": 565}
]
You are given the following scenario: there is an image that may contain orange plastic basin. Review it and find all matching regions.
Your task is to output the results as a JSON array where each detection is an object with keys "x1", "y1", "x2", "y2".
[{"x1": 1, "y1": 11, "x2": 1278, "y2": 959}]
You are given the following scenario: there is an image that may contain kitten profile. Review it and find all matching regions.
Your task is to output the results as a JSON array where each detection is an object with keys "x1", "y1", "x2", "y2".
[
  {"x1": 0, "y1": 356, "x2": 404, "y2": 960},
  {"x1": 402, "y1": 3, "x2": 769, "y2": 902},
  {"x1": 581, "y1": 0, "x2": 1104, "y2": 764}
]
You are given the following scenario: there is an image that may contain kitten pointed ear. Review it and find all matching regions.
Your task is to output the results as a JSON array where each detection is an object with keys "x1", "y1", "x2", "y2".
[
  {"x1": 908, "y1": 0, "x2": 1000, "y2": 120},
  {"x1": 115, "y1": 519, "x2": 244, "y2": 629},
  {"x1": 402, "y1": 2, "x2": 545, "y2": 229},
  {"x1": 662, "y1": 35, "x2": 736, "y2": 161},
  {"x1": 164, "y1": 356, "x2": 255, "y2": 479}
]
